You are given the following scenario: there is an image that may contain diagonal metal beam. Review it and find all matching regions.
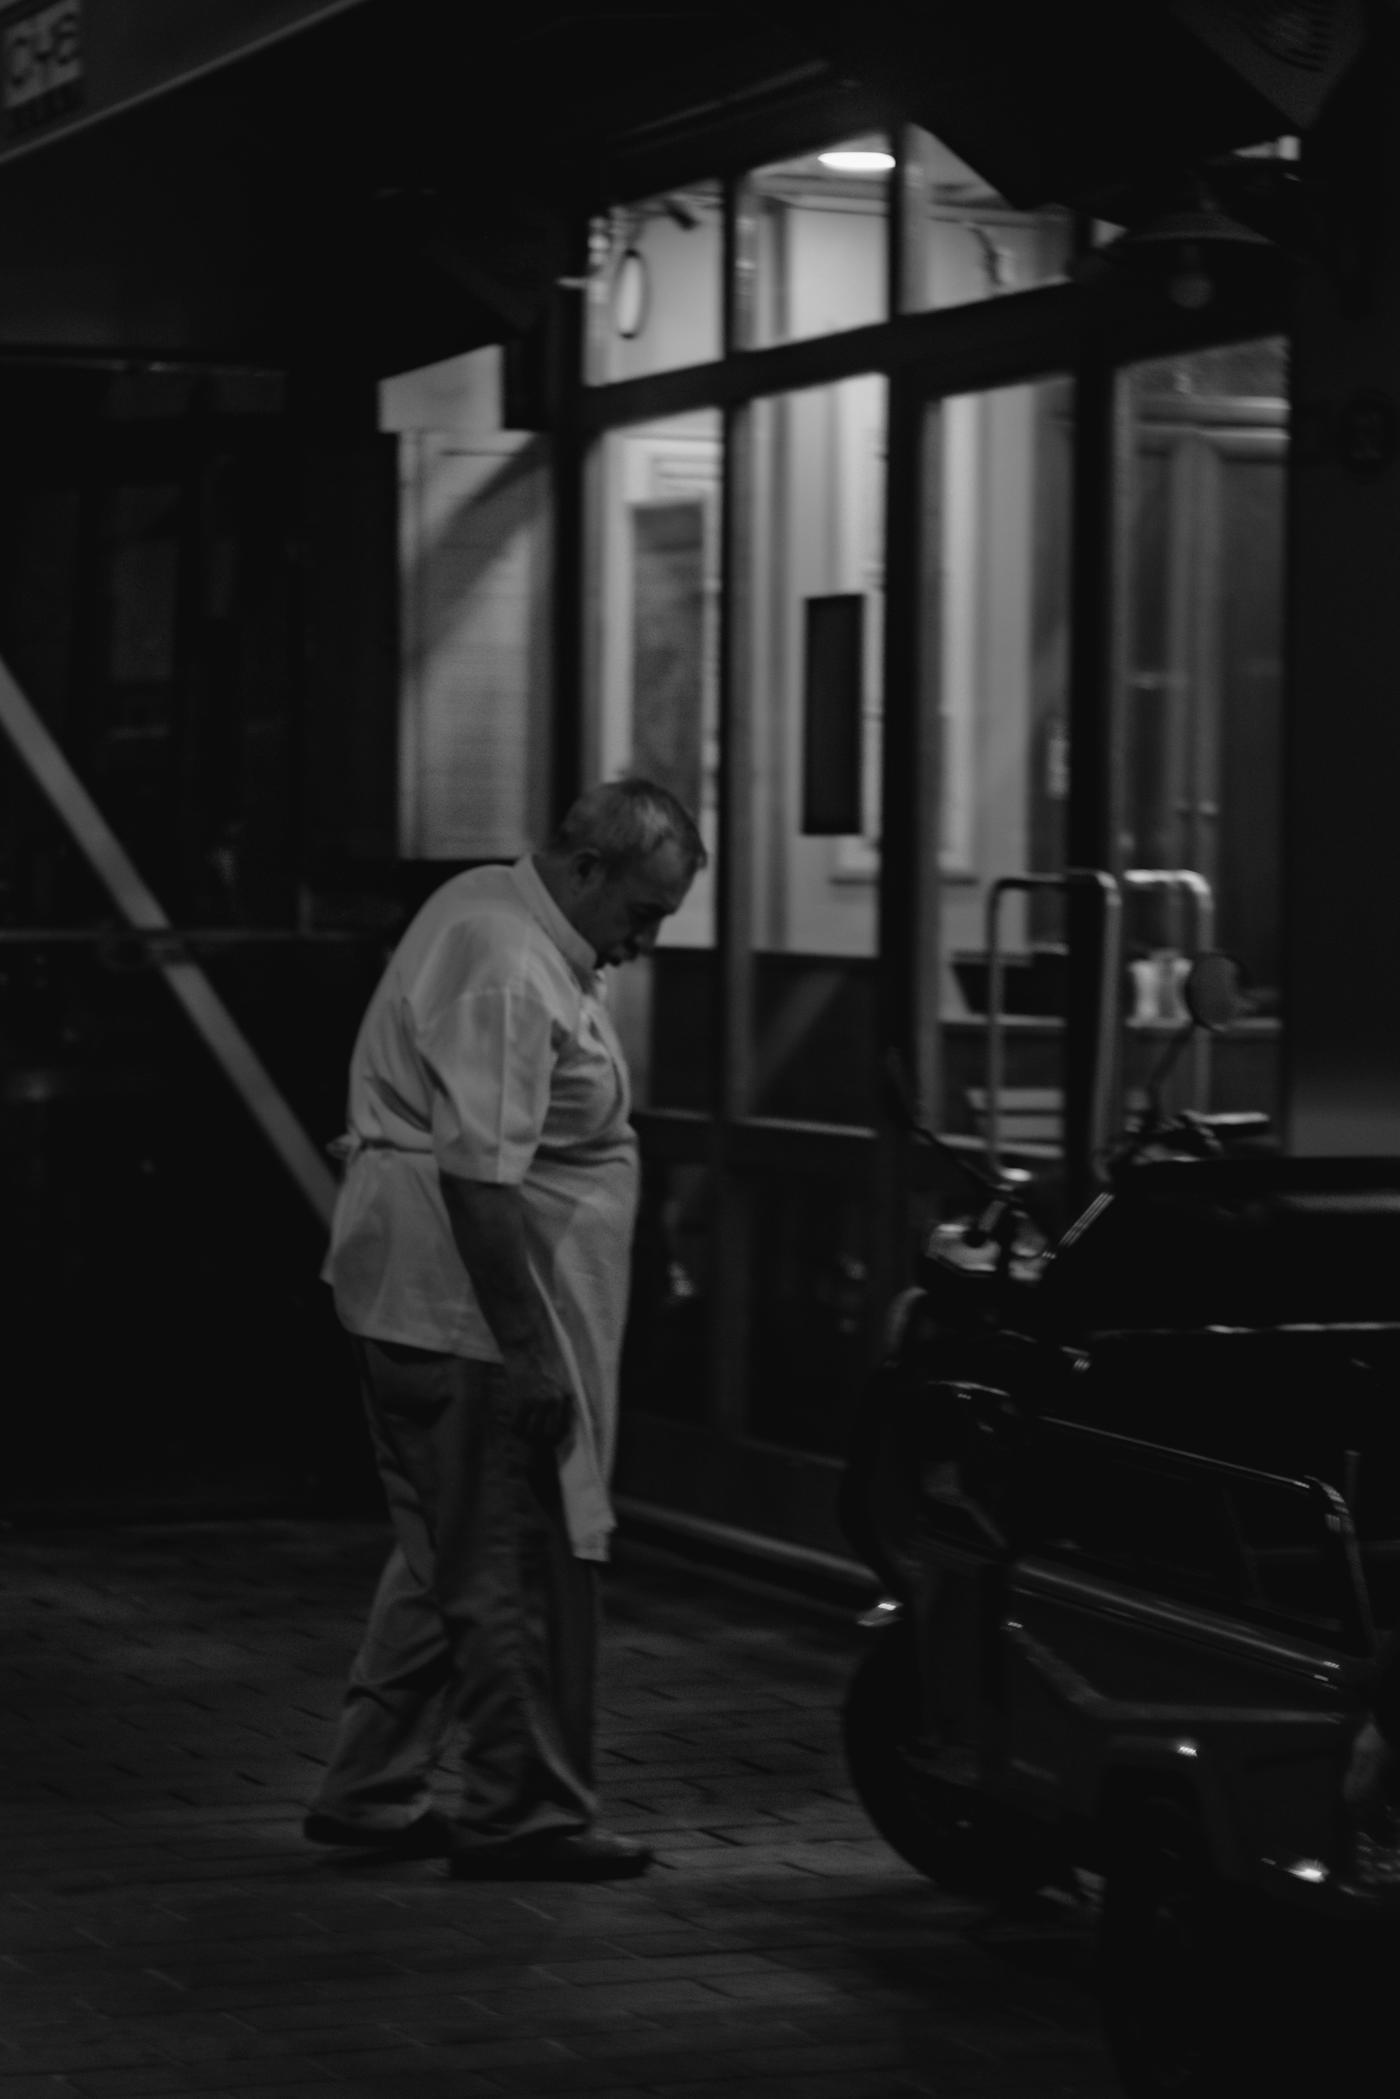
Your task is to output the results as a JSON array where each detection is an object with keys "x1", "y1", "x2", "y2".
[{"x1": 0, "y1": 653, "x2": 337, "y2": 1228}]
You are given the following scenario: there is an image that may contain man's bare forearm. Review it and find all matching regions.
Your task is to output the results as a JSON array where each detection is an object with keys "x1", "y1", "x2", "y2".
[{"x1": 438, "y1": 1173, "x2": 567, "y2": 1390}]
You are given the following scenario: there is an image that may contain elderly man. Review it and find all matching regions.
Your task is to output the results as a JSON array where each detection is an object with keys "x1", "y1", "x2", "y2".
[{"x1": 305, "y1": 778, "x2": 703, "y2": 1879}]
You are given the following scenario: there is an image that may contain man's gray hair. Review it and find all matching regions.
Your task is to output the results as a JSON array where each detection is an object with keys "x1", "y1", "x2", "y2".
[{"x1": 550, "y1": 777, "x2": 707, "y2": 877}]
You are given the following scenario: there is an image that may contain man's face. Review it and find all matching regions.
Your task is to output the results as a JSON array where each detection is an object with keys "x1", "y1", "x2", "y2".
[{"x1": 568, "y1": 841, "x2": 694, "y2": 967}]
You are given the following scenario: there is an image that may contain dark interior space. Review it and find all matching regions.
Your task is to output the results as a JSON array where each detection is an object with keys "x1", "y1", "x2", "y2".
[{"x1": 0, "y1": 363, "x2": 402, "y2": 1516}]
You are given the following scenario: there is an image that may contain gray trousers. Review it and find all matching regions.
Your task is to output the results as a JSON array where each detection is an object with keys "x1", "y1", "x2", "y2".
[{"x1": 310, "y1": 1339, "x2": 599, "y2": 1848}]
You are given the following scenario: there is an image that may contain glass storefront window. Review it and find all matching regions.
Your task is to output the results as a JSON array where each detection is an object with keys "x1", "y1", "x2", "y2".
[
  {"x1": 748, "y1": 374, "x2": 888, "y2": 1123},
  {"x1": 902, "y1": 125, "x2": 1073, "y2": 313},
  {"x1": 743, "y1": 1162, "x2": 877, "y2": 1453},
  {"x1": 931, "y1": 376, "x2": 1075, "y2": 1175},
  {"x1": 750, "y1": 135, "x2": 890, "y2": 347},
  {"x1": 620, "y1": 1157, "x2": 711, "y2": 1425},
  {"x1": 1119, "y1": 337, "x2": 1287, "y2": 1124},
  {"x1": 588, "y1": 409, "x2": 721, "y2": 1110},
  {"x1": 585, "y1": 184, "x2": 723, "y2": 385}
]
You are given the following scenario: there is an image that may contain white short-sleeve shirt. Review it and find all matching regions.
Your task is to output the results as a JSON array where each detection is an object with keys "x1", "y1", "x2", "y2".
[{"x1": 323, "y1": 857, "x2": 639, "y2": 1557}]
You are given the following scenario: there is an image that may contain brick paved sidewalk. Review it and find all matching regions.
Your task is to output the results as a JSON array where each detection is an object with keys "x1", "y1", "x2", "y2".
[{"x1": 0, "y1": 1520, "x2": 1119, "y2": 2099}]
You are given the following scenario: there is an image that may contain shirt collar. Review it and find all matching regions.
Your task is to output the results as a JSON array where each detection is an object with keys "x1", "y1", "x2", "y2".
[{"x1": 510, "y1": 855, "x2": 599, "y2": 985}]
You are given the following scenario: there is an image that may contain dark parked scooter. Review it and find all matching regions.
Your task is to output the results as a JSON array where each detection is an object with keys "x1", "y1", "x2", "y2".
[
  {"x1": 838, "y1": 956, "x2": 1400, "y2": 2096},
  {"x1": 840, "y1": 950, "x2": 1269, "y2": 1643}
]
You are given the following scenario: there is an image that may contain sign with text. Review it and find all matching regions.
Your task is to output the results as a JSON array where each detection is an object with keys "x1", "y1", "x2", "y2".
[
  {"x1": 3, "y1": 0, "x2": 81, "y2": 132},
  {"x1": 0, "y1": 1, "x2": 365, "y2": 163}
]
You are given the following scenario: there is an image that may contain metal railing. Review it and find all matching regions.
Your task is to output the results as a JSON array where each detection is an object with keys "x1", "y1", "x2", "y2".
[
  {"x1": 984, "y1": 869, "x2": 1122, "y2": 1184},
  {"x1": 1120, "y1": 868, "x2": 1215, "y2": 1110}
]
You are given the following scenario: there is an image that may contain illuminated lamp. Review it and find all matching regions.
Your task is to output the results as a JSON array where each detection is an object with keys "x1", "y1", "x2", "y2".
[{"x1": 818, "y1": 149, "x2": 895, "y2": 173}]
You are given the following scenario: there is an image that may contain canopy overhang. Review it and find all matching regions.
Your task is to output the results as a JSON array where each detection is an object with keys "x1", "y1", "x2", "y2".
[{"x1": 0, "y1": 0, "x2": 1362, "y2": 379}]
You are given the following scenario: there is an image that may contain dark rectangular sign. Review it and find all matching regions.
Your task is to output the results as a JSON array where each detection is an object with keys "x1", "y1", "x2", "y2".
[{"x1": 801, "y1": 593, "x2": 864, "y2": 836}]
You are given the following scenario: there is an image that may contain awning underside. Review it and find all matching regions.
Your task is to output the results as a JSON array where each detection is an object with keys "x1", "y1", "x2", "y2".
[{"x1": 0, "y1": 0, "x2": 1310, "y2": 378}]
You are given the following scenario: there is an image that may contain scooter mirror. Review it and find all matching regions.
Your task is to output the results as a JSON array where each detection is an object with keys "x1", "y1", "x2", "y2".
[{"x1": 1183, "y1": 951, "x2": 1247, "y2": 1032}]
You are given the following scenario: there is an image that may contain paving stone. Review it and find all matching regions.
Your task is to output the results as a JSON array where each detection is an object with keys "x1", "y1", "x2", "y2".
[
  {"x1": 68, "y1": 2063, "x2": 340, "y2": 2095},
  {"x1": 203, "y1": 2002, "x2": 436, "y2": 2036},
  {"x1": 167, "y1": 2086, "x2": 381, "y2": 2099},
  {"x1": 0, "y1": 2044, "x2": 172, "y2": 2073},
  {"x1": 540, "y1": 2018, "x2": 813, "y2": 2064},
  {"x1": 313, "y1": 2076, "x2": 504, "y2": 2099},
  {"x1": 462, "y1": 1977, "x2": 720, "y2": 2020},
  {"x1": 533, "y1": 1952, "x2": 774, "y2": 1986},
  {"x1": 417, "y1": 2035, "x2": 568, "y2": 2071},
  {"x1": 486, "y1": 2061, "x2": 674, "y2": 2094}
]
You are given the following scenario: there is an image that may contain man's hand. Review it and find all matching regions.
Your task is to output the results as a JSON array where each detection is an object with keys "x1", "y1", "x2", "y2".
[
  {"x1": 440, "y1": 1173, "x2": 576, "y2": 1451},
  {"x1": 508, "y1": 1370, "x2": 574, "y2": 1448},
  {"x1": 1343, "y1": 1717, "x2": 1397, "y2": 1831}
]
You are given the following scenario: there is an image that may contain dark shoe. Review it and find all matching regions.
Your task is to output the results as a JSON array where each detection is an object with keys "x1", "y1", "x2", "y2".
[
  {"x1": 447, "y1": 1828, "x2": 653, "y2": 1881},
  {"x1": 303, "y1": 1808, "x2": 452, "y2": 1858}
]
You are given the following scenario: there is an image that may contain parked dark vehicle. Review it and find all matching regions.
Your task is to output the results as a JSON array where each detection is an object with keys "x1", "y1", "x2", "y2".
[{"x1": 841, "y1": 959, "x2": 1400, "y2": 2096}]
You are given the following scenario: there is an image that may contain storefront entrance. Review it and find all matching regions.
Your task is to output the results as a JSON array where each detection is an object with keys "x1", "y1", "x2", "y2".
[{"x1": 574, "y1": 132, "x2": 1290, "y2": 1568}]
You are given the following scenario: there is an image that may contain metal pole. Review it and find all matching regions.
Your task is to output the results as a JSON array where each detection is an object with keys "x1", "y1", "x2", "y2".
[{"x1": 1065, "y1": 352, "x2": 1127, "y2": 1210}]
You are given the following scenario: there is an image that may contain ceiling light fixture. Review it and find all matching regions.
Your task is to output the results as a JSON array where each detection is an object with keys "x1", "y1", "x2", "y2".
[{"x1": 818, "y1": 149, "x2": 894, "y2": 174}]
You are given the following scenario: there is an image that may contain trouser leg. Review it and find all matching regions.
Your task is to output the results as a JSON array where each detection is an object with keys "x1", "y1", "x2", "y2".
[
  {"x1": 308, "y1": 1347, "x2": 458, "y2": 1829},
  {"x1": 448, "y1": 1430, "x2": 599, "y2": 1845},
  {"x1": 312, "y1": 1338, "x2": 597, "y2": 1846}
]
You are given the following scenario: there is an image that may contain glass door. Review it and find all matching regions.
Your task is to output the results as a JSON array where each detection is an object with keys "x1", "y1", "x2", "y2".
[
  {"x1": 1118, "y1": 339, "x2": 1287, "y2": 1130},
  {"x1": 913, "y1": 340, "x2": 1287, "y2": 1217},
  {"x1": 738, "y1": 374, "x2": 889, "y2": 1457},
  {"x1": 586, "y1": 374, "x2": 893, "y2": 1534},
  {"x1": 918, "y1": 375, "x2": 1078, "y2": 1207},
  {"x1": 587, "y1": 409, "x2": 721, "y2": 1428}
]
